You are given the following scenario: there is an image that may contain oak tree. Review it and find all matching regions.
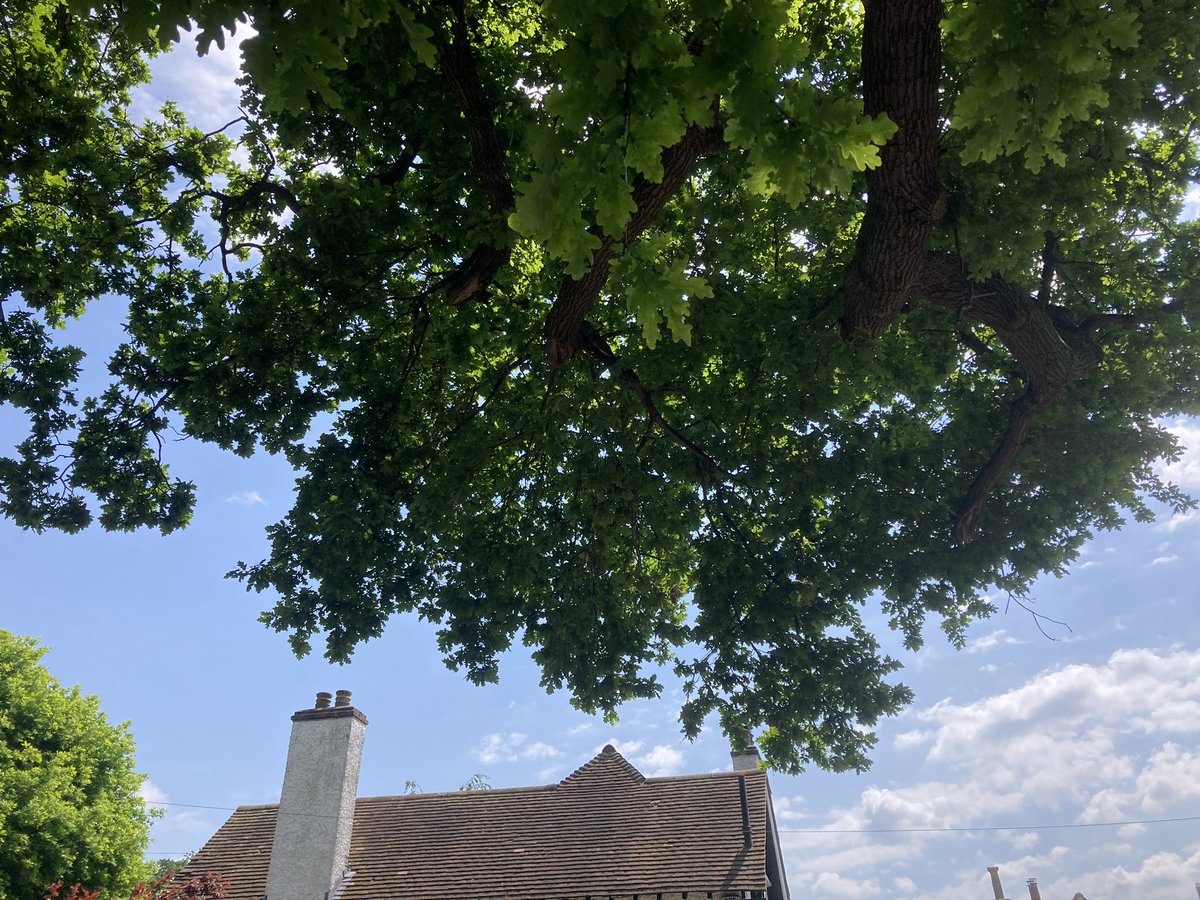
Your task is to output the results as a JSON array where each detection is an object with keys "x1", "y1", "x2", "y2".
[{"x1": 3, "y1": 0, "x2": 1198, "y2": 771}]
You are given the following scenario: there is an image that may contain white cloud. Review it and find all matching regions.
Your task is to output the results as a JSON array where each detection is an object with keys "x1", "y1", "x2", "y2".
[
  {"x1": 139, "y1": 779, "x2": 168, "y2": 805},
  {"x1": 473, "y1": 732, "x2": 562, "y2": 765},
  {"x1": 1030, "y1": 845, "x2": 1200, "y2": 900},
  {"x1": 637, "y1": 745, "x2": 686, "y2": 777},
  {"x1": 967, "y1": 629, "x2": 1021, "y2": 653},
  {"x1": 602, "y1": 738, "x2": 644, "y2": 757},
  {"x1": 1186, "y1": 185, "x2": 1200, "y2": 219},
  {"x1": 967, "y1": 630, "x2": 1003, "y2": 653},
  {"x1": 226, "y1": 490, "x2": 265, "y2": 507},
  {"x1": 567, "y1": 721, "x2": 596, "y2": 735},
  {"x1": 893, "y1": 730, "x2": 931, "y2": 750},
  {"x1": 811, "y1": 872, "x2": 882, "y2": 897},
  {"x1": 779, "y1": 648, "x2": 1200, "y2": 898},
  {"x1": 1149, "y1": 554, "x2": 1178, "y2": 566},
  {"x1": 1159, "y1": 508, "x2": 1200, "y2": 533},
  {"x1": 1157, "y1": 420, "x2": 1200, "y2": 488},
  {"x1": 131, "y1": 34, "x2": 248, "y2": 131}
]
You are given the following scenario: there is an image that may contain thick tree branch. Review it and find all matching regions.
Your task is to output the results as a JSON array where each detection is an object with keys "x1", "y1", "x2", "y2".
[
  {"x1": 840, "y1": 0, "x2": 945, "y2": 341},
  {"x1": 544, "y1": 124, "x2": 726, "y2": 367},
  {"x1": 437, "y1": 1, "x2": 516, "y2": 306},
  {"x1": 914, "y1": 252, "x2": 1137, "y2": 539},
  {"x1": 379, "y1": 140, "x2": 420, "y2": 187},
  {"x1": 950, "y1": 389, "x2": 1044, "y2": 543}
]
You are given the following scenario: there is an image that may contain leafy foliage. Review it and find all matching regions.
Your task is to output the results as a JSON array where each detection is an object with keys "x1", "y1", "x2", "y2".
[
  {"x1": 0, "y1": 631, "x2": 155, "y2": 897},
  {"x1": 46, "y1": 869, "x2": 230, "y2": 900},
  {"x1": 3, "y1": 0, "x2": 1199, "y2": 772}
]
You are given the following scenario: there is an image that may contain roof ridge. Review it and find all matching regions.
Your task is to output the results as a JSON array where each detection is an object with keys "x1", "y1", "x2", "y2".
[
  {"x1": 559, "y1": 743, "x2": 646, "y2": 787},
  {"x1": 357, "y1": 783, "x2": 557, "y2": 802},
  {"x1": 645, "y1": 768, "x2": 765, "y2": 783}
]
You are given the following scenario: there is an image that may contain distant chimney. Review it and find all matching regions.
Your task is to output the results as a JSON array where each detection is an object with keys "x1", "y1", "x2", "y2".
[
  {"x1": 1027, "y1": 878, "x2": 1042, "y2": 900},
  {"x1": 987, "y1": 866, "x2": 1007, "y2": 900},
  {"x1": 730, "y1": 730, "x2": 762, "y2": 772},
  {"x1": 264, "y1": 691, "x2": 367, "y2": 900}
]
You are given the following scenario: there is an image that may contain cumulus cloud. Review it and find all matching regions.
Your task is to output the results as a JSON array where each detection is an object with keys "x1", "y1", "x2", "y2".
[
  {"x1": 967, "y1": 629, "x2": 1021, "y2": 653},
  {"x1": 1157, "y1": 420, "x2": 1200, "y2": 488},
  {"x1": 809, "y1": 872, "x2": 881, "y2": 897},
  {"x1": 1159, "y1": 508, "x2": 1200, "y2": 533},
  {"x1": 130, "y1": 35, "x2": 248, "y2": 131},
  {"x1": 1148, "y1": 554, "x2": 1178, "y2": 566},
  {"x1": 893, "y1": 730, "x2": 931, "y2": 750},
  {"x1": 473, "y1": 732, "x2": 561, "y2": 765},
  {"x1": 1001, "y1": 845, "x2": 1200, "y2": 900},
  {"x1": 779, "y1": 648, "x2": 1200, "y2": 898},
  {"x1": 601, "y1": 738, "x2": 644, "y2": 757},
  {"x1": 1186, "y1": 185, "x2": 1200, "y2": 222},
  {"x1": 139, "y1": 779, "x2": 168, "y2": 805},
  {"x1": 636, "y1": 745, "x2": 686, "y2": 777},
  {"x1": 226, "y1": 490, "x2": 265, "y2": 507}
]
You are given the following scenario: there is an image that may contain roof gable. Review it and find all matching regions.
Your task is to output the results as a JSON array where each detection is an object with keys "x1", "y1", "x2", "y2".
[{"x1": 558, "y1": 743, "x2": 647, "y2": 788}]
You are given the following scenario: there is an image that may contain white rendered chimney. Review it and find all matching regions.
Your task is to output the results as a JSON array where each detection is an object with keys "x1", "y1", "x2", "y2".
[
  {"x1": 265, "y1": 690, "x2": 367, "y2": 900},
  {"x1": 731, "y1": 729, "x2": 762, "y2": 772}
]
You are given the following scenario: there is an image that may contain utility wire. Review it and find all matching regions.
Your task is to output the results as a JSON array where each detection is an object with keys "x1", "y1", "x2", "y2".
[{"x1": 779, "y1": 814, "x2": 1200, "y2": 835}]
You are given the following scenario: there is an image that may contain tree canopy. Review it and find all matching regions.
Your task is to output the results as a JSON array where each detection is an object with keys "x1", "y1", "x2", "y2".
[
  {"x1": 0, "y1": 630, "x2": 154, "y2": 896},
  {"x1": 2, "y1": 0, "x2": 1198, "y2": 772}
]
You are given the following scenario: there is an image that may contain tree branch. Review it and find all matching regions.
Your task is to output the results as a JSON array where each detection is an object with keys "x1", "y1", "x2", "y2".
[
  {"x1": 951, "y1": 389, "x2": 1044, "y2": 543},
  {"x1": 544, "y1": 123, "x2": 726, "y2": 367},
  {"x1": 437, "y1": 0, "x2": 516, "y2": 307},
  {"x1": 840, "y1": 0, "x2": 945, "y2": 341},
  {"x1": 577, "y1": 322, "x2": 728, "y2": 476}
]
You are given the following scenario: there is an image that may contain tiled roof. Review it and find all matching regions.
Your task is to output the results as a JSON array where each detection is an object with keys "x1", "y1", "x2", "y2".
[{"x1": 183, "y1": 745, "x2": 771, "y2": 900}]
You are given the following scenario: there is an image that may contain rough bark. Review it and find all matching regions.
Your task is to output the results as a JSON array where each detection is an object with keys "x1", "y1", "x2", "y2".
[
  {"x1": 840, "y1": 0, "x2": 945, "y2": 341},
  {"x1": 838, "y1": 0, "x2": 1123, "y2": 540},
  {"x1": 913, "y1": 252, "x2": 1137, "y2": 541}
]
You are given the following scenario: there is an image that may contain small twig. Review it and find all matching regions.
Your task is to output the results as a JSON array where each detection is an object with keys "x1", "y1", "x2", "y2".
[
  {"x1": 576, "y1": 322, "x2": 729, "y2": 477},
  {"x1": 617, "y1": 368, "x2": 729, "y2": 476},
  {"x1": 1004, "y1": 591, "x2": 1071, "y2": 641}
]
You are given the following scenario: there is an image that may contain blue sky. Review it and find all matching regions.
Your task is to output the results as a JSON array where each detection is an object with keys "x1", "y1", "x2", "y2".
[{"x1": 4, "y1": 37, "x2": 1200, "y2": 900}]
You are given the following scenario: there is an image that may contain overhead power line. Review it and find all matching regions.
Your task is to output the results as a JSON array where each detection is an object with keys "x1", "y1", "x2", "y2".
[{"x1": 779, "y1": 814, "x2": 1200, "y2": 835}]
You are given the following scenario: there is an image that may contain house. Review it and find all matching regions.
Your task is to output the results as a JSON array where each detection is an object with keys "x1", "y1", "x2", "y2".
[{"x1": 179, "y1": 690, "x2": 791, "y2": 900}]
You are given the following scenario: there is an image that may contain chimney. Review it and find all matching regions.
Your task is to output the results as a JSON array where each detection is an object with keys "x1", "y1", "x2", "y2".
[
  {"x1": 1027, "y1": 878, "x2": 1042, "y2": 900},
  {"x1": 987, "y1": 866, "x2": 1007, "y2": 900},
  {"x1": 264, "y1": 691, "x2": 368, "y2": 900},
  {"x1": 730, "y1": 729, "x2": 762, "y2": 772}
]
